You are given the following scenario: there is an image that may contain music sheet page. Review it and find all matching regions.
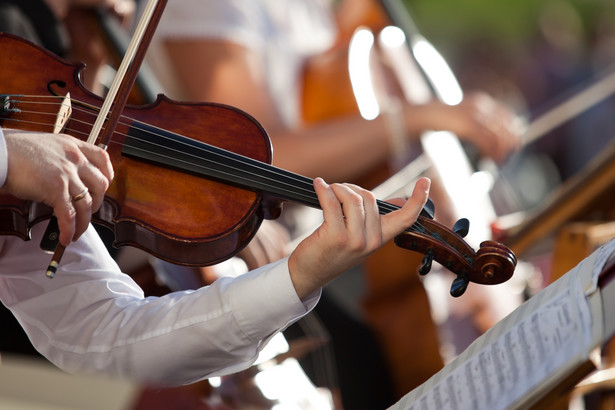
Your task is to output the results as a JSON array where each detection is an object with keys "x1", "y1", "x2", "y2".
[{"x1": 391, "y1": 239, "x2": 615, "y2": 410}]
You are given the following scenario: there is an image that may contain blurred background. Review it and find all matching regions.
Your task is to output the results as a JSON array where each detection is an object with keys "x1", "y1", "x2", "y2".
[{"x1": 409, "y1": 0, "x2": 615, "y2": 194}]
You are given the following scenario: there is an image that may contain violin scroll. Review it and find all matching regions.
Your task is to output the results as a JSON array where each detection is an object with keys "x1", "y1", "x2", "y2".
[
  {"x1": 394, "y1": 215, "x2": 517, "y2": 297},
  {"x1": 475, "y1": 240, "x2": 517, "y2": 282}
]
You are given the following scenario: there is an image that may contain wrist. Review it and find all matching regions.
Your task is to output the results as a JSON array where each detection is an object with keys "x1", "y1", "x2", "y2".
[
  {"x1": 407, "y1": 100, "x2": 451, "y2": 133},
  {"x1": 288, "y1": 248, "x2": 323, "y2": 300}
]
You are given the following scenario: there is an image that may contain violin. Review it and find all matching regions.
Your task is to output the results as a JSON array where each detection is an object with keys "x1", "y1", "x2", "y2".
[{"x1": 0, "y1": 32, "x2": 515, "y2": 296}]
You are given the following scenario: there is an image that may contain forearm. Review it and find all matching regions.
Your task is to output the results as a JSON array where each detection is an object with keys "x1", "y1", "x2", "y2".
[
  {"x1": 271, "y1": 115, "x2": 393, "y2": 182},
  {"x1": 0, "y1": 224, "x2": 317, "y2": 385}
]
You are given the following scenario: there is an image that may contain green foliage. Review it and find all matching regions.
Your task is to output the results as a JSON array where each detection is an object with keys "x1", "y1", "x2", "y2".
[{"x1": 404, "y1": 0, "x2": 613, "y2": 48}]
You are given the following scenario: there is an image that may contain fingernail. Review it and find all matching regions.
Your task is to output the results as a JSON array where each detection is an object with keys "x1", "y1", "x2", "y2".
[{"x1": 314, "y1": 177, "x2": 329, "y2": 188}]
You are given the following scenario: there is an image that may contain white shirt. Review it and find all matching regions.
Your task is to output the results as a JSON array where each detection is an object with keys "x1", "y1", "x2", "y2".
[
  {"x1": 154, "y1": 0, "x2": 336, "y2": 127},
  {"x1": 0, "y1": 129, "x2": 319, "y2": 385}
]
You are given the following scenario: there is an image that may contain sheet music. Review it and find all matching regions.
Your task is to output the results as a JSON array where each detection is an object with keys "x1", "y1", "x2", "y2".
[
  {"x1": 589, "y1": 238, "x2": 615, "y2": 293},
  {"x1": 391, "y1": 243, "x2": 614, "y2": 410},
  {"x1": 394, "y1": 289, "x2": 585, "y2": 409}
]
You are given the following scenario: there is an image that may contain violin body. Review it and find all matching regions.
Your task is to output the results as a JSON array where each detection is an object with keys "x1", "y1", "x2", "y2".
[{"x1": 0, "y1": 33, "x2": 277, "y2": 266}]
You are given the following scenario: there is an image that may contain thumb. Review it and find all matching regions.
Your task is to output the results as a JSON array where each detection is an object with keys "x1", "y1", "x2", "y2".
[{"x1": 381, "y1": 177, "x2": 430, "y2": 242}]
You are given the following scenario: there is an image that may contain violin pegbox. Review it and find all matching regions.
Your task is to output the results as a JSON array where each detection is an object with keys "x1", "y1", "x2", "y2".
[{"x1": 394, "y1": 215, "x2": 517, "y2": 298}]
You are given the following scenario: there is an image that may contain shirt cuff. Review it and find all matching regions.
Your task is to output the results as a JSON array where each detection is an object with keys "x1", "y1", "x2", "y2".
[
  {"x1": 0, "y1": 128, "x2": 7, "y2": 188},
  {"x1": 225, "y1": 257, "x2": 321, "y2": 343}
]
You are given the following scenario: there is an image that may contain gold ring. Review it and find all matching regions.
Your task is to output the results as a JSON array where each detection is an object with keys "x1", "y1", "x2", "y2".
[{"x1": 71, "y1": 188, "x2": 88, "y2": 202}]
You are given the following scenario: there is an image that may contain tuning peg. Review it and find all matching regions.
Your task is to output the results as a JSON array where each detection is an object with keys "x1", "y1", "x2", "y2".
[
  {"x1": 418, "y1": 249, "x2": 435, "y2": 275},
  {"x1": 450, "y1": 275, "x2": 469, "y2": 297},
  {"x1": 420, "y1": 198, "x2": 435, "y2": 219},
  {"x1": 452, "y1": 218, "x2": 470, "y2": 238}
]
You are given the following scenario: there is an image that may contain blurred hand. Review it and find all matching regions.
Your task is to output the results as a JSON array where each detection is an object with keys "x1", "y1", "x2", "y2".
[
  {"x1": 406, "y1": 92, "x2": 524, "y2": 163},
  {"x1": 441, "y1": 92, "x2": 524, "y2": 162},
  {"x1": 0, "y1": 129, "x2": 113, "y2": 246},
  {"x1": 238, "y1": 220, "x2": 291, "y2": 270},
  {"x1": 289, "y1": 177, "x2": 430, "y2": 299}
]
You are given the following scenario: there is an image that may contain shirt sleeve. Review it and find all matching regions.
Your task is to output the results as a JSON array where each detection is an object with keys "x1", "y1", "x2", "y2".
[
  {"x1": 0, "y1": 128, "x2": 8, "y2": 188},
  {"x1": 155, "y1": 0, "x2": 267, "y2": 52},
  {"x1": 0, "y1": 223, "x2": 319, "y2": 385}
]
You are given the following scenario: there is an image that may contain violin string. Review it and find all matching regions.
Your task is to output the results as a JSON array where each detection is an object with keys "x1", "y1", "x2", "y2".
[
  {"x1": 3, "y1": 95, "x2": 432, "y2": 236},
  {"x1": 5, "y1": 97, "x2": 312, "y2": 196},
  {"x1": 5, "y1": 97, "x2": 309, "y2": 197},
  {"x1": 3, "y1": 95, "x2": 434, "y2": 235},
  {"x1": 116, "y1": 119, "x2": 429, "y2": 234},
  {"x1": 7, "y1": 98, "x2": 322, "y2": 203},
  {"x1": 16, "y1": 99, "x2": 325, "y2": 206},
  {"x1": 6, "y1": 102, "x2": 433, "y2": 239}
]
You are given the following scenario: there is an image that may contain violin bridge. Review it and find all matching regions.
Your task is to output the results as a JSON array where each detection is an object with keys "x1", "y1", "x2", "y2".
[{"x1": 53, "y1": 93, "x2": 72, "y2": 134}]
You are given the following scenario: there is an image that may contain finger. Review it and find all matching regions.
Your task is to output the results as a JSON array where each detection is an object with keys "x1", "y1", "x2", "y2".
[
  {"x1": 314, "y1": 178, "x2": 344, "y2": 226},
  {"x1": 259, "y1": 221, "x2": 290, "y2": 260},
  {"x1": 70, "y1": 187, "x2": 93, "y2": 241},
  {"x1": 329, "y1": 183, "x2": 366, "y2": 235},
  {"x1": 489, "y1": 107, "x2": 523, "y2": 160},
  {"x1": 492, "y1": 114, "x2": 515, "y2": 160},
  {"x1": 359, "y1": 187, "x2": 380, "y2": 245},
  {"x1": 342, "y1": 183, "x2": 380, "y2": 246},
  {"x1": 53, "y1": 199, "x2": 76, "y2": 247},
  {"x1": 45, "y1": 172, "x2": 77, "y2": 247},
  {"x1": 381, "y1": 177, "x2": 430, "y2": 242},
  {"x1": 76, "y1": 140, "x2": 114, "y2": 183},
  {"x1": 70, "y1": 140, "x2": 113, "y2": 213},
  {"x1": 77, "y1": 162, "x2": 110, "y2": 213}
]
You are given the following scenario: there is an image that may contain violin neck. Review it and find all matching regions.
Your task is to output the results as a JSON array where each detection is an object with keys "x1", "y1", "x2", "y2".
[{"x1": 123, "y1": 123, "x2": 398, "y2": 214}]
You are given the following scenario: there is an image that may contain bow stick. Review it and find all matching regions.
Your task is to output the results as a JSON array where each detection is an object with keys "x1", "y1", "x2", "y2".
[{"x1": 45, "y1": 0, "x2": 169, "y2": 277}]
